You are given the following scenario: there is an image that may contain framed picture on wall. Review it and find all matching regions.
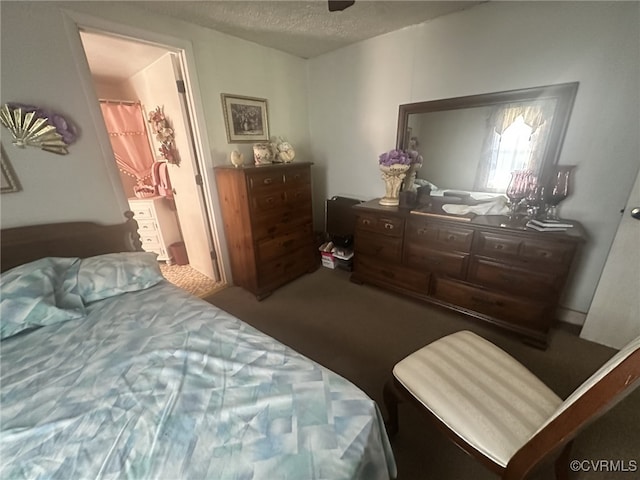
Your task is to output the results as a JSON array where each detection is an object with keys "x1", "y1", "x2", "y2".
[
  {"x1": 221, "y1": 94, "x2": 269, "y2": 143},
  {"x1": 1, "y1": 144, "x2": 21, "y2": 194}
]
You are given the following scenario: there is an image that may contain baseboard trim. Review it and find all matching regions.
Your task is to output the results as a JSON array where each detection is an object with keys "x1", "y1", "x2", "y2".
[{"x1": 557, "y1": 307, "x2": 586, "y2": 327}]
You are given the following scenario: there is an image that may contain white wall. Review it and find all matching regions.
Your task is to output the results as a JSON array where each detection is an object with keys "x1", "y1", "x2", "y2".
[
  {"x1": 0, "y1": 1, "x2": 310, "y2": 231},
  {"x1": 307, "y1": 1, "x2": 640, "y2": 318}
]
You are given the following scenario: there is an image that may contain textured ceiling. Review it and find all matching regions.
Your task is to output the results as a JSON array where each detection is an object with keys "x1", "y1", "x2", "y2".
[{"x1": 128, "y1": 1, "x2": 484, "y2": 59}]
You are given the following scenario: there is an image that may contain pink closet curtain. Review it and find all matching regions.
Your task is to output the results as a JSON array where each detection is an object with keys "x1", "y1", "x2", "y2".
[{"x1": 100, "y1": 102, "x2": 155, "y2": 184}]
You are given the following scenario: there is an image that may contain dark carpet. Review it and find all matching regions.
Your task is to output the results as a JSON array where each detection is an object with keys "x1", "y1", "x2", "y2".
[{"x1": 205, "y1": 267, "x2": 639, "y2": 480}]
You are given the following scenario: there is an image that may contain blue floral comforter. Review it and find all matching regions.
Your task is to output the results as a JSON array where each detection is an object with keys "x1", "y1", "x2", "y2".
[{"x1": 0, "y1": 281, "x2": 396, "y2": 479}]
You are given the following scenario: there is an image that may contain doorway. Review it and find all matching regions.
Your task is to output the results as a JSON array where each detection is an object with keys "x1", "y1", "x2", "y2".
[{"x1": 78, "y1": 29, "x2": 223, "y2": 294}]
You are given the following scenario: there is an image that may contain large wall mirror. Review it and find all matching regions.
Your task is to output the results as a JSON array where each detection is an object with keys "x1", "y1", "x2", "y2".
[{"x1": 397, "y1": 82, "x2": 579, "y2": 195}]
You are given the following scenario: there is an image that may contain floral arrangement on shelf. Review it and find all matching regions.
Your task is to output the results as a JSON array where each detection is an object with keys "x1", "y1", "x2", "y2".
[{"x1": 148, "y1": 106, "x2": 179, "y2": 165}]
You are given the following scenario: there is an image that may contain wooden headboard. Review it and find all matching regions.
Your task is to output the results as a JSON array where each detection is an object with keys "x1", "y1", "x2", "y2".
[{"x1": 1, "y1": 212, "x2": 142, "y2": 272}]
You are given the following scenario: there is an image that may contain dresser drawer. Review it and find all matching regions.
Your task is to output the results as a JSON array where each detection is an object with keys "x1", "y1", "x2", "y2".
[
  {"x1": 137, "y1": 219, "x2": 159, "y2": 234},
  {"x1": 253, "y1": 207, "x2": 312, "y2": 240},
  {"x1": 355, "y1": 232, "x2": 403, "y2": 262},
  {"x1": 475, "y1": 231, "x2": 575, "y2": 265},
  {"x1": 129, "y1": 203, "x2": 154, "y2": 220},
  {"x1": 468, "y1": 257, "x2": 563, "y2": 297},
  {"x1": 355, "y1": 255, "x2": 430, "y2": 294},
  {"x1": 257, "y1": 225, "x2": 313, "y2": 263},
  {"x1": 356, "y1": 214, "x2": 404, "y2": 237},
  {"x1": 404, "y1": 244, "x2": 469, "y2": 279},
  {"x1": 258, "y1": 246, "x2": 313, "y2": 289},
  {"x1": 284, "y1": 167, "x2": 311, "y2": 186},
  {"x1": 140, "y1": 232, "x2": 161, "y2": 246},
  {"x1": 432, "y1": 277, "x2": 551, "y2": 331},
  {"x1": 247, "y1": 170, "x2": 285, "y2": 191},
  {"x1": 406, "y1": 218, "x2": 474, "y2": 251}
]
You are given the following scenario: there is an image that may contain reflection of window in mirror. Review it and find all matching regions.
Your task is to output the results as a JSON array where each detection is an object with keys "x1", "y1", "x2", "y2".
[
  {"x1": 486, "y1": 116, "x2": 533, "y2": 190},
  {"x1": 474, "y1": 101, "x2": 554, "y2": 192}
]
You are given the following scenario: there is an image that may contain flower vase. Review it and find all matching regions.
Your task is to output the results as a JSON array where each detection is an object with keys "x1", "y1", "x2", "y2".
[{"x1": 379, "y1": 164, "x2": 410, "y2": 206}]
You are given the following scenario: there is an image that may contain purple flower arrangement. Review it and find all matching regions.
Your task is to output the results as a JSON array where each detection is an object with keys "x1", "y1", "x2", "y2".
[{"x1": 378, "y1": 149, "x2": 411, "y2": 167}]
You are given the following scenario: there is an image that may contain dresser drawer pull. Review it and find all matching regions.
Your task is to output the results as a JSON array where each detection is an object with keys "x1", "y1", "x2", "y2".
[
  {"x1": 263, "y1": 178, "x2": 273, "y2": 185},
  {"x1": 471, "y1": 295, "x2": 504, "y2": 307},
  {"x1": 417, "y1": 228, "x2": 427, "y2": 235},
  {"x1": 494, "y1": 244, "x2": 506, "y2": 250},
  {"x1": 447, "y1": 235, "x2": 456, "y2": 242},
  {"x1": 361, "y1": 219, "x2": 371, "y2": 226},
  {"x1": 384, "y1": 223, "x2": 394, "y2": 230}
]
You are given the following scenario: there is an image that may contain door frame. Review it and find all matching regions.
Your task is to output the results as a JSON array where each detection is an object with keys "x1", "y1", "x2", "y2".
[{"x1": 61, "y1": 9, "x2": 231, "y2": 284}]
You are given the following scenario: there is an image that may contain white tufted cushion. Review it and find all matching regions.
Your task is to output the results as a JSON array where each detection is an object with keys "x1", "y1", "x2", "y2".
[{"x1": 393, "y1": 331, "x2": 562, "y2": 468}]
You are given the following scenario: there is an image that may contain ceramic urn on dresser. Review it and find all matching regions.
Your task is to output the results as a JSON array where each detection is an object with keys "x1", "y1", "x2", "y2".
[
  {"x1": 214, "y1": 162, "x2": 317, "y2": 299},
  {"x1": 351, "y1": 199, "x2": 586, "y2": 348}
]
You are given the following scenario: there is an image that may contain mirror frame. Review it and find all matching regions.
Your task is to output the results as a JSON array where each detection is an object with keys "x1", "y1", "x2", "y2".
[{"x1": 395, "y1": 82, "x2": 579, "y2": 192}]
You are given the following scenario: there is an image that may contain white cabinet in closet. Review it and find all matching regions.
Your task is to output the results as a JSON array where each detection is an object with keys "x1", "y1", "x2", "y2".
[{"x1": 128, "y1": 197, "x2": 182, "y2": 262}]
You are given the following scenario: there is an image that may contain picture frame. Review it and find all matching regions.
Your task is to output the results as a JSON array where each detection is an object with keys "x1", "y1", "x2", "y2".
[
  {"x1": 221, "y1": 94, "x2": 269, "y2": 143},
  {"x1": 1, "y1": 144, "x2": 21, "y2": 194}
]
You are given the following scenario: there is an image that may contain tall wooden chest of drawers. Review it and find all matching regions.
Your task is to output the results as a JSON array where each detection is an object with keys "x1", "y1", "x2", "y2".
[
  {"x1": 351, "y1": 199, "x2": 585, "y2": 348},
  {"x1": 214, "y1": 162, "x2": 316, "y2": 299},
  {"x1": 128, "y1": 196, "x2": 182, "y2": 262}
]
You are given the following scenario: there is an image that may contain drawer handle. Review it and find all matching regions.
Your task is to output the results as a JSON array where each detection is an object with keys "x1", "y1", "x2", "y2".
[
  {"x1": 384, "y1": 223, "x2": 394, "y2": 230},
  {"x1": 538, "y1": 251, "x2": 551, "y2": 258},
  {"x1": 417, "y1": 228, "x2": 427, "y2": 235},
  {"x1": 263, "y1": 178, "x2": 273, "y2": 185},
  {"x1": 362, "y1": 219, "x2": 371, "y2": 225},
  {"x1": 266, "y1": 197, "x2": 275, "y2": 204},
  {"x1": 494, "y1": 244, "x2": 505, "y2": 250},
  {"x1": 447, "y1": 235, "x2": 456, "y2": 242}
]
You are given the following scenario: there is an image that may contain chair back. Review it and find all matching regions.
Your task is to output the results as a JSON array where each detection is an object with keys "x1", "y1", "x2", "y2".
[{"x1": 507, "y1": 335, "x2": 640, "y2": 478}]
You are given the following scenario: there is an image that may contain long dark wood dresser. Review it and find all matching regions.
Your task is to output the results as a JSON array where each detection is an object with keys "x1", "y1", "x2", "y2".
[{"x1": 351, "y1": 199, "x2": 586, "y2": 348}]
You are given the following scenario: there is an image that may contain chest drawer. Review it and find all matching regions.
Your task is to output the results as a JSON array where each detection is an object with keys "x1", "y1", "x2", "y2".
[
  {"x1": 355, "y1": 232, "x2": 403, "y2": 262},
  {"x1": 468, "y1": 258, "x2": 564, "y2": 297},
  {"x1": 256, "y1": 225, "x2": 313, "y2": 263},
  {"x1": 247, "y1": 170, "x2": 285, "y2": 191},
  {"x1": 406, "y1": 219, "x2": 474, "y2": 252},
  {"x1": 432, "y1": 277, "x2": 552, "y2": 332},
  {"x1": 137, "y1": 219, "x2": 159, "y2": 233},
  {"x1": 356, "y1": 214, "x2": 404, "y2": 237},
  {"x1": 258, "y1": 246, "x2": 314, "y2": 289},
  {"x1": 355, "y1": 255, "x2": 430, "y2": 294},
  {"x1": 284, "y1": 167, "x2": 311, "y2": 186},
  {"x1": 253, "y1": 207, "x2": 312, "y2": 240},
  {"x1": 129, "y1": 203, "x2": 154, "y2": 220},
  {"x1": 404, "y1": 244, "x2": 469, "y2": 279},
  {"x1": 474, "y1": 231, "x2": 575, "y2": 265}
]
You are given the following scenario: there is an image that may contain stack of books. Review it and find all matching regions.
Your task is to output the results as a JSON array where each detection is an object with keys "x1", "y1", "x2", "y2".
[{"x1": 525, "y1": 219, "x2": 574, "y2": 232}]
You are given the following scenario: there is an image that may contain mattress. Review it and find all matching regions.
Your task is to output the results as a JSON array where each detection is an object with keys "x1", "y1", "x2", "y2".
[{"x1": 0, "y1": 278, "x2": 396, "y2": 479}]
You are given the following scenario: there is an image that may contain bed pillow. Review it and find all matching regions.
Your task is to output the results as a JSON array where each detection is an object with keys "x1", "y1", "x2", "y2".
[
  {"x1": 0, "y1": 257, "x2": 85, "y2": 340},
  {"x1": 76, "y1": 252, "x2": 163, "y2": 303}
]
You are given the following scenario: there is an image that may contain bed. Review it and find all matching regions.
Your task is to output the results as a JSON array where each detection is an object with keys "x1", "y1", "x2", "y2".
[{"x1": 0, "y1": 218, "x2": 397, "y2": 479}]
